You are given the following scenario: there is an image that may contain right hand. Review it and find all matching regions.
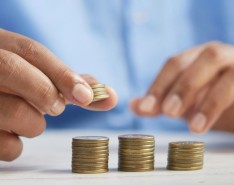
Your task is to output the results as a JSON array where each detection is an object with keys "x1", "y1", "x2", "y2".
[{"x1": 0, "y1": 29, "x2": 118, "y2": 161}]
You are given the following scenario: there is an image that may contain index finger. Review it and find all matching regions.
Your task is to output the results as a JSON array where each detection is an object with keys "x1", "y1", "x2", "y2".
[
  {"x1": 0, "y1": 29, "x2": 93, "y2": 107},
  {"x1": 131, "y1": 45, "x2": 204, "y2": 116}
]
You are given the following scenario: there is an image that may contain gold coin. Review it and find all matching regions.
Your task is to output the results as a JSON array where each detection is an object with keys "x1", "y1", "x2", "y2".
[
  {"x1": 119, "y1": 153, "x2": 154, "y2": 158},
  {"x1": 119, "y1": 148, "x2": 154, "y2": 153},
  {"x1": 169, "y1": 141, "x2": 204, "y2": 148},
  {"x1": 72, "y1": 164, "x2": 108, "y2": 169},
  {"x1": 93, "y1": 94, "x2": 110, "y2": 102},
  {"x1": 72, "y1": 149, "x2": 108, "y2": 153},
  {"x1": 91, "y1": 84, "x2": 106, "y2": 89},
  {"x1": 72, "y1": 158, "x2": 108, "y2": 162},
  {"x1": 119, "y1": 159, "x2": 154, "y2": 165},
  {"x1": 72, "y1": 143, "x2": 109, "y2": 147},
  {"x1": 167, "y1": 158, "x2": 203, "y2": 163},
  {"x1": 72, "y1": 154, "x2": 109, "y2": 158},
  {"x1": 93, "y1": 91, "x2": 109, "y2": 96},
  {"x1": 168, "y1": 149, "x2": 204, "y2": 154},
  {"x1": 72, "y1": 168, "x2": 108, "y2": 174},
  {"x1": 119, "y1": 134, "x2": 154, "y2": 141},
  {"x1": 72, "y1": 160, "x2": 108, "y2": 164},
  {"x1": 118, "y1": 168, "x2": 154, "y2": 172},
  {"x1": 119, "y1": 163, "x2": 154, "y2": 168},
  {"x1": 168, "y1": 156, "x2": 204, "y2": 161},
  {"x1": 119, "y1": 141, "x2": 155, "y2": 145},
  {"x1": 119, "y1": 155, "x2": 154, "y2": 161},
  {"x1": 119, "y1": 144, "x2": 155, "y2": 149},
  {"x1": 167, "y1": 162, "x2": 203, "y2": 167},
  {"x1": 92, "y1": 88, "x2": 106, "y2": 92},
  {"x1": 118, "y1": 167, "x2": 154, "y2": 172},
  {"x1": 72, "y1": 146, "x2": 109, "y2": 150},
  {"x1": 72, "y1": 163, "x2": 108, "y2": 168},
  {"x1": 72, "y1": 136, "x2": 109, "y2": 143},
  {"x1": 167, "y1": 165, "x2": 203, "y2": 171}
]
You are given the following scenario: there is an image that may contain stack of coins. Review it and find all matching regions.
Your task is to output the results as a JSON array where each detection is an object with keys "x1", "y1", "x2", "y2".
[
  {"x1": 167, "y1": 141, "x2": 205, "y2": 171},
  {"x1": 72, "y1": 136, "x2": 109, "y2": 174},
  {"x1": 118, "y1": 134, "x2": 155, "y2": 172},
  {"x1": 91, "y1": 84, "x2": 109, "y2": 102}
]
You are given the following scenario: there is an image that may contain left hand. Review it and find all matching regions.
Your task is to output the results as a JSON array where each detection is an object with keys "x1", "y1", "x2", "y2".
[{"x1": 131, "y1": 42, "x2": 234, "y2": 134}]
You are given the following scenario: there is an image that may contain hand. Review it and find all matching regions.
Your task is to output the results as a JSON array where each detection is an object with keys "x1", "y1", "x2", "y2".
[
  {"x1": 0, "y1": 29, "x2": 117, "y2": 161},
  {"x1": 131, "y1": 42, "x2": 234, "y2": 134}
]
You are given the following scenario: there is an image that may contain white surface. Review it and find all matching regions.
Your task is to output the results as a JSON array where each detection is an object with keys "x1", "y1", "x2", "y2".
[{"x1": 0, "y1": 130, "x2": 234, "y2": 185}]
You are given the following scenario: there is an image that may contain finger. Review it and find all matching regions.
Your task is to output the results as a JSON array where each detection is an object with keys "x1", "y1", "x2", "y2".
[
  {"x1": 212, "y1": 103, "x2": 234, "y2": 132},
  {"x1": 182, "y1": 79, "x2": 217, "y2": 120},
  {"x1": 132, "y1": 45, "x2": 204, "y2": 116},
  {"x1": 0, "y1": 29, "x2": 93, "y2": 106},
  {"x1": 0, "y1": 92, "x2": 46, "y2": 138},
  {"x1": 162, "y1": 42, "x2": 234, "y2": 117},
  {"x1": 130, "y1": 96, "x2": 158, "y2": 117},
  {"x1": 0, "y1": 49, "x2": 65, "y2": 116},
  {"x1": 182, "y1": 85, "x2": 210, "y2": 120},
  {"x1": 0, "y1": 87, "x2": 17, "y2": 95},
  {"x1": 0, "y1": 130, "x2": 23, "y2": 161},
  {"x1": 78, "y1": 74, "x2": 118, "y2": 111},
  {"x1": 188, "y1": 69, "x2": 234, "y2": 133}
]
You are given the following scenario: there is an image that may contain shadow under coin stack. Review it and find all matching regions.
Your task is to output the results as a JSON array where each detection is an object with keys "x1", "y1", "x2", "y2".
[
  {"x1": 167, "y1": 141, "x2": 205, "y2": 171},
  {"x1": 118, "y1": 134, "x2": 155, "y2": 172},
  {"x1": 91, "y1": 84, "x2": 109, "y2": 102},
  {"x1": 72, "y1": 136, "x2": 109, "y2": 174}
]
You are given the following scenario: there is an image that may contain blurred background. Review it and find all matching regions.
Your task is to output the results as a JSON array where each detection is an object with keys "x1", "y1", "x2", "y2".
[{"x1": 1, "y1": 0, "x2": 234, "y2": 131}]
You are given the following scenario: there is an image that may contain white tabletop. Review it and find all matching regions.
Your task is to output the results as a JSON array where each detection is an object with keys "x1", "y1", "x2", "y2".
[{"x1": 0, "y1": 130, "x2": 234, "y2": 185}]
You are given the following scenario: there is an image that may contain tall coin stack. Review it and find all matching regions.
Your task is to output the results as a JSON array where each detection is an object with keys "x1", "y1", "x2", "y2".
[
  {"x1": 118, "y1": 134, "x2": 155, "y2": 172},
  {"x1": 167, "y1": 141, "x2": 205, "y2": 171},
  {"x1": 72, "y1": 136, "x2": 109, "y2": 174},
  {"x1": 91, "y1": 84, "x2": 109, "y2": 102}
]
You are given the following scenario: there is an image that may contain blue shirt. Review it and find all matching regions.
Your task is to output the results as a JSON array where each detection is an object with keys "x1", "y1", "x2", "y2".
[{"x1": 1, "y1": 0, "x2": 234, "y2": 131}]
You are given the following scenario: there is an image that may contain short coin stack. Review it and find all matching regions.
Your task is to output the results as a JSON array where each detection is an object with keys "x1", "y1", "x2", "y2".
[
  {"x1": 91, "y1": 83, "x2": 109, "y2": 102},
  {"x1": 72, "y1": 136, "x2": 109, "y2": 174},
  {"x1": 118, "y1": 134, "x2": 155, "y2": 172},
  {"x1": 167, "y1": 141, "x2": 205, "y2": 171}
]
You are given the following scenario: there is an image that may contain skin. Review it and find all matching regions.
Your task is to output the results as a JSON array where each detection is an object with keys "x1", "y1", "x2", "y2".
[
  {"x1": 131, "y1": 41, "x2": 234, "y2": 134},
  {"x1": 0, "y1": 29, "x2": 118, "y2": 161}
]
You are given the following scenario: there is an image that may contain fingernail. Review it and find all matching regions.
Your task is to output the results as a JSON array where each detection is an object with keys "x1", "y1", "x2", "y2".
[
  {"x1": 162, "y1": 94, "x2": 182, "y2": 116},
  {"x1": 72, "y1": 83, "x2": 93, "y2": 104},
  {"x1": 139, "y1": 95, "x2": 157, "y2": 113},
  {"x1": 51, "y1": 98, "x2": 65, "y2": 115},
  {"x1": 190, "y1": 113, "x2": 207, "y2": 133}
]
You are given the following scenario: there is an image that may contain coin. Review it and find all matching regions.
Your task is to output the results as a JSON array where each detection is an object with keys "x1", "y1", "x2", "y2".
[
  {"x1": 119, "y1": 144, "x2": 155, "y2": 149},
  {"x1": 90, "y1": 83, "x2": 109, "y2": 102},
  {"x1": 91, "y1": 84, "x2": 106, "y2": 89},
  {"x1": 92, "y1": 88, "x2": 106, "y2": 92},
  {"x1": 72, "y1": 158, "x2": 108, "y2": 163},
  {"x1": 119, "y1": 134, "x2": 154, "y2": 141},
  {"x1": 167, "y1": 141, "x2": 204, "y2": 171},
  {"x1": 167, "y1": 166, "x2": 203, "y2": 171},
  {"x1": 72, "y1": 169, "x2": 108, "y2": 174},
  {"x1": 93, "y1": 91, "x2": 108, "y2": 97},
  {"x1": 72, "y1": 146, "x2": 109, "y2": 150},
  {"x1": 72, "y1": 136, "x2": 109, "y2": 174},
  {"x1": 119, "y1": 156, "x2": 154, "y2": 161},
  {"x1": 119, "y1": 159, "x2": 154, "y2": 164},
  {"x1": 93, "y1": 94, "x2": 110, "y2": 102},
  {"x1": 169, "y1": 141, "x2": 204, "y2": 148},
  {"x1": 118, "y1": 134, "x2": 155, "y2": 172},
  {"x1": 73, "y1": 136, "x2": 109, "y2": 142},
  {"x1": 119, "y1": 148, "x2": 155, "y2": 153},
  {"x1": 118, "y1": 167, "x2": 154, "y2": 172},
  {"x1": 72, "y1": 153, "x2": 109, "y2": 158}
]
